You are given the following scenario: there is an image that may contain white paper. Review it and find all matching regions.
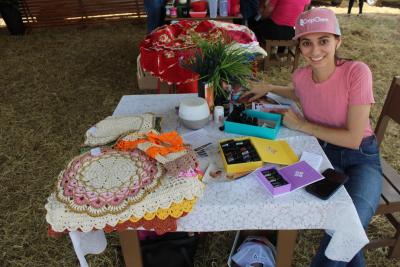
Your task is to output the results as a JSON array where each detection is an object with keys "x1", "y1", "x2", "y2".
[
  {"x1": 300, "y1": 151, "x2": 323, "y2": 172},
  {"x1": 182, "y1": 129, "x2": 220, "y2": 173},
  {"x1": 69, "y1": 230, "x2": 107, "y2": 267},
  {"x1": 90, "y1": 147, "x2": 102, "y2": 156},
  {"x1": 182, "y1": 128, "x2": 215, "y2": 148},
  {"x1": 266, "y1": 92, "x2": 293, "y2": 105}
]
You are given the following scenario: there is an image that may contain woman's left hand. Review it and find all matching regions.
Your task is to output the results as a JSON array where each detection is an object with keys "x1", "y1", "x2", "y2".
[{"x1": 276, "y1": 109, "x2": 307, "y2": 131}]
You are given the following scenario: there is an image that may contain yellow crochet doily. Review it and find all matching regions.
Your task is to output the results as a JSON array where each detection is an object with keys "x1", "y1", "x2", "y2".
[{"x1": 126, "y1": 198, "x2": 197, "y2": 222}]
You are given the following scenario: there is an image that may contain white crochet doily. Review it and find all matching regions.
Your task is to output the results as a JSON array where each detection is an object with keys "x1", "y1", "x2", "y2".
[
  {"x1": 56, "y1": 149, "x2": 162, "y2": 217},
  {"x1": 84, "y1": 113, "x2": 155, "y2": 146},
  {"x1": 46, "y1": 175, "x2": 205, "y2": 232}
]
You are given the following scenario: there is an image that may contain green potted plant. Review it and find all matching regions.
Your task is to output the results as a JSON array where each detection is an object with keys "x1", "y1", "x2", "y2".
[
  {"x1": 181, "y1": 37, "x2": 254, "y2": 108},
  {"x1": 0, "y1": 0, "x2": 25, "y2": 35}
]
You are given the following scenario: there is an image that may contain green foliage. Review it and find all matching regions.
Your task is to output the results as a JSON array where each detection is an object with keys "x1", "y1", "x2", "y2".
[{"x1": 182, "y1": 38, "x2": 254, "y2": 99}]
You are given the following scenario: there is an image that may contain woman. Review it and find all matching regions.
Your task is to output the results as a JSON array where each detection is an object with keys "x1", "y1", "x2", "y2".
[
  {"x1": 242, "y1": 8, "x2": 381, "y2": 266},
  {"x1": 249, "y1": 0, "x2": 310, "y2": 51}
]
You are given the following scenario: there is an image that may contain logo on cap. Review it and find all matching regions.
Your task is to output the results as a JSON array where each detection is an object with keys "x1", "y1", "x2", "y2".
[{"x1": 299, "y1": 17, "x2": 329, "y2": 27}]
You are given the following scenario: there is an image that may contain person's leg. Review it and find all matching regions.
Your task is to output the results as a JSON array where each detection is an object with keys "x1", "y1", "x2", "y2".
[
  {"x1": 348, "y1": 0, "x2": 355, "y2": 14},
  {"x1": 252, "y1": 18, "x2": 275, "y2": 44},
  {"x1": 310, "y1": 234, "x2": 348, "y2": 267},
  {"x1": 312, "y1": 138, "x2": 382, "y2": 267},
  {"x1": 276, "y1": 26, "x2": 294, "y2": 53},
  {"x1": 358, "y1": 0, "x2": 364, "y2": 15},
  {"x1": 240, "y1": 0, "x2": 259, "y2": 25},
  {"x1": 144, "y1": 0, "x2": 165, "y2": 33},
  {"x1": 341, "y1": 164, "x2": 381, "y2": 267}
]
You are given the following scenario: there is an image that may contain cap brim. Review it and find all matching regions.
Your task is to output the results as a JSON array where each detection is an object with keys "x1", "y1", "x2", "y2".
[{"x1": 293, "y1": 30, "x2": 341, "y2": 40}]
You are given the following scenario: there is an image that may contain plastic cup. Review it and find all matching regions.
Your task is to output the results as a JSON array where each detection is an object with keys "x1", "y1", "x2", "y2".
[{"x1": 208, "y1": 0, "x2": 218, "y2": 18}]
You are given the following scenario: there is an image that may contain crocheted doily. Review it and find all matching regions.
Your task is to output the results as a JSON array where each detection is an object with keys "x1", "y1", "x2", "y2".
[
  {"x1": 48, "y1": 199, "x2": 196, "y2": 237},
  {"x1": 56, "y1": 148, "x2": 163, "y2": 217},
  {"x1": 46, "y1": 174, "x2": 205, "y2": 232},
  {"x1": 105, "y1": 214, "x2": 185, "y2": 235},
  {"x1": 84, "y1": 113, "x2": 155, "y2": 146}
]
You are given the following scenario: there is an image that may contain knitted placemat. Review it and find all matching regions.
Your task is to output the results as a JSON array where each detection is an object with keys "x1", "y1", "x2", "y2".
[{"x1": 56, "y1": 148, "x2": 163, "y2": 217}]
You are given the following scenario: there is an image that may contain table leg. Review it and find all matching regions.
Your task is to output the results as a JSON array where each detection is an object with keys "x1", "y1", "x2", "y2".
[
  {"x1": 119, "y1": 230, "x2": 143, "y2": 267},
  {"x1": 276, "y1": 230, "x2": 298, "y2": 267}
]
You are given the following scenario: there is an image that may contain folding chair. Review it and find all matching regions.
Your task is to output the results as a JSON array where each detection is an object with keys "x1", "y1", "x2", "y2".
[{"x1": 365, "y1": 76, "x2": 400, "y2": 258}]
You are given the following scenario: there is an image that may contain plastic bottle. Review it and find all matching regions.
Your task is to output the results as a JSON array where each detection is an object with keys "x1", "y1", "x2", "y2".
[
  {"x1": 214, "y1": 106, "x2": 224, "y2": 126},
  {"x1": 219, "y1": 0, "x2": 228, "y2": 17}
]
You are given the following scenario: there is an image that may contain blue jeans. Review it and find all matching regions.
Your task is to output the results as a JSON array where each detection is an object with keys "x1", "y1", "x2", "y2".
[
  {"x1": 310, "y1": 135, "x2": 382, "y2": 267},
  {"x1": 144, "y1": 0, "x2": 165, "y2": 33}
]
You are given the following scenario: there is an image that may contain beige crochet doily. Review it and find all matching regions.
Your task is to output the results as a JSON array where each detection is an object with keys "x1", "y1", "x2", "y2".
[
  {"x1": 84, "y1": 113, "x2": 155, "y2": 146},
  {"x1": 56, "y1": 148, "x2": 163, "y2": 217},
  {"x1": 46, "y1": 175, "x2": 205, "y2": 232}
]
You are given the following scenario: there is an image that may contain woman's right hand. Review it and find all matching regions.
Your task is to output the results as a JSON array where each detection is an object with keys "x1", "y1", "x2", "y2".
[{"x1": 239, "y1": 80, "x2": 272, "y2": 102}]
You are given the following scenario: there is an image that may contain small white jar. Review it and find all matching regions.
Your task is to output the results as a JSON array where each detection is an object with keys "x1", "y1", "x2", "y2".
[{"x1": 214, "y1": 106, "x2": 224, "y2": 126}]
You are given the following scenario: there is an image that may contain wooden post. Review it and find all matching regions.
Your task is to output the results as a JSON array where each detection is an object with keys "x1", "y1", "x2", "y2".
[
  {"x1": 119, "y1": 230, "x2": 143, "y2": 267},
  {"x1": 276, "y1": 230, "x2": 298, "y2": 267}
]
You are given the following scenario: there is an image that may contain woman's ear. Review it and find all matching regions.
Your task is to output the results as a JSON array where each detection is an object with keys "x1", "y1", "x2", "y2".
[{"x1": 335, "y1": 36, "x2": 342, "y2": 50}]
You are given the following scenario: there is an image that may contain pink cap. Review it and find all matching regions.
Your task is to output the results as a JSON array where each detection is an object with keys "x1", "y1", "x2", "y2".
[{"x1": 293, "y1": 8, "x2": 341, "y2": 40}]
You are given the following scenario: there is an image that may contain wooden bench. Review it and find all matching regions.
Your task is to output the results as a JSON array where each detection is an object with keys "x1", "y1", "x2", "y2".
[
  {"x1": 19, "y1": 0, "x2": 147, "y2": 28},
  {"x1": 263, "y1": 40, "x2": 300, "y2": 73},
  {"x1": 365, "y1": 76, "x2": 400, "y2": 258}
]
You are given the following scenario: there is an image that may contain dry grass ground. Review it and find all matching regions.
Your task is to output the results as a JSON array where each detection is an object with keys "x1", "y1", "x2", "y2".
[{"x1": 0, "y1": 2, "x2": 399, "y2": 267}]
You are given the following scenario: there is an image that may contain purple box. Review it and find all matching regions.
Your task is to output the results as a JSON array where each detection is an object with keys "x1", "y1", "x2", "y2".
[
  {"x1": 256, "y1": 161, "x2": 324, "y2": 197},
  {"x1": 256, "y1": 166, "x2": 291, "y2": 196}
]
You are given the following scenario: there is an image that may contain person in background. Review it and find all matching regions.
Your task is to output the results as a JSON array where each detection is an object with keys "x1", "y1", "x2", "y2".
[
  {"x1": 144, "y1": 0, "x2": 166, "y2": 33},
  {"x1": 348, "y1": 0, "x2": 364, "y2": 16},
  {"x1": 241, "y1": 8, "x2": 381, "y2": 266},
  {"x1": 250, "y1": 0, "x2": 310, "y2": 52},
  {"x1": 240, "y1": 0, "x2": 260, "y2": 26}
]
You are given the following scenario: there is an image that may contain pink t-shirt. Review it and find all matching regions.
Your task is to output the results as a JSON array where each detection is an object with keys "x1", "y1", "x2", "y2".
[
  {"x1": 269, "y1": 0, "x2": 311, "y2": 27},
  {"x1": 293, "y1": 61, "x2": 375, "y2": 137}
]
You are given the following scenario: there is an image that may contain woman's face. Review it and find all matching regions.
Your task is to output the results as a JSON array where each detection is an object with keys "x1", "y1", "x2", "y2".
[{"x1": 298, "y1": 32, "x2": 341, "y2": 69}]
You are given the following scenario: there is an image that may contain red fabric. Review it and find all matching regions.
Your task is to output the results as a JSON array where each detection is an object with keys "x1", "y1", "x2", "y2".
[
  {"x1": 229, "y1": 0, "x2": 240, "y2": 16},
  {"x1": 139, "y1": 20, "x2": 257, "y2": 87},
  {"x1": 175, "y1": 77, "x2": 199, "y2": 93}
]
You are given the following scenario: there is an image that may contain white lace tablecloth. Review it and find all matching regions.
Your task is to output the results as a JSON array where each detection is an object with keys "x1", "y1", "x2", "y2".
[{"x1": 111, "y1": 94, "x2": 369, "y2": 262}]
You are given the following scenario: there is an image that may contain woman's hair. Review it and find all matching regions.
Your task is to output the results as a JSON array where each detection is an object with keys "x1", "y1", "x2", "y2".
[{"x1": 333, "y1": 35, "x2": 352, "y2": 66}]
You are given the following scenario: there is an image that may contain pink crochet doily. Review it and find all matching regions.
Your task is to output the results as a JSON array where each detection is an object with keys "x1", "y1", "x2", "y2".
[{"x1": 56, "y1": 148, "x2": 164, "y2": 217}]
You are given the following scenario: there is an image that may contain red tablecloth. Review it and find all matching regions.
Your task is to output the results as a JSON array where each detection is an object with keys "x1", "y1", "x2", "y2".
[{"x1": 139, "y1": 20, "x2": 259, "y2": 85}]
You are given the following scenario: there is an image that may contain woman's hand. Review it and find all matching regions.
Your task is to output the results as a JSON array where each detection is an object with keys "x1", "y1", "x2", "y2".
[
  {"x1": 240, "y1": 80, "x2": 272, "y2": 102},
  {"x1": 277, "y1": 109, "x2": 308, "y2": 132}
]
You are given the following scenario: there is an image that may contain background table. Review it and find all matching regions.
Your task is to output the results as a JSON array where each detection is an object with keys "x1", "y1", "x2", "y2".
[{"x1": 113, "y1": 94, "x2": 369, "y2": 267}]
